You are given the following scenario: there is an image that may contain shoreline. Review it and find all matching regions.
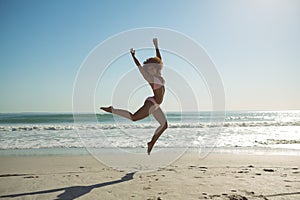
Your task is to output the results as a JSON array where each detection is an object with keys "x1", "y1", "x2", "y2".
[{"x1": 0, "y1": 146, "x2": 299, "y2": 157}]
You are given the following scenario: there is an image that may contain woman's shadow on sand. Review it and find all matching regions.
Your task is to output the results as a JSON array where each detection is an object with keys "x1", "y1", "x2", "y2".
[{"x1": 0, "y1": 172, "x2": 135, "y2": 200}]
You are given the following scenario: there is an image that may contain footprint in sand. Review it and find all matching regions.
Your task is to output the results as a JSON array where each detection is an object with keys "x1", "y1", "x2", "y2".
[
  {"x1": 238, "y1": 170, "x2": 249, "y2": 174},
  {"x1": 194, "y1": 176, "x2": 202, "y2": 178},
  {"x1": 285, "y1": 185, "x2": 292, "y2": 187},
  {"x1": 209, "y1": 194, "x2": 221, "y2": 198},
  {"x1": 263, "y1": 168, "x2": 275, "y2": 172},
  {"x1": 281, "y1": 173, "x2": 287, "y2": 177},
  {"x1": 24, "y1": 176, "x2": 39, "y2": 179},
  {"x1": 227, "y1": 194, "x2": 248, "y2": 200}
]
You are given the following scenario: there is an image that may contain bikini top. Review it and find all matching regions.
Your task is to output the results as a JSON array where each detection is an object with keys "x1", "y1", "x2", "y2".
[{"x1": 152, "y1": 76, "x2": 164, "y2": 90}]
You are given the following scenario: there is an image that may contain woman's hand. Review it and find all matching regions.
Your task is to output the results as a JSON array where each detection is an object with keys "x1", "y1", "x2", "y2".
[
  {"x1": 153, "y1": 38, "x2": 158, "y2": 48},
  {"x1": 130, "y1": 48, "x2": 141, "y2": 67},
  {"x1": 130, "y1": 48, "x2": 135, "y2": 56}
]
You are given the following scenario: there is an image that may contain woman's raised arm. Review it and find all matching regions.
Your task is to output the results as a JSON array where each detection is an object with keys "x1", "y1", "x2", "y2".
[
  {"x1": 153, "y1": 38, "x2": 162, "y2": 61},
  {"x1": 130, "y1": 48, "x2": 152, "y2": 83}
]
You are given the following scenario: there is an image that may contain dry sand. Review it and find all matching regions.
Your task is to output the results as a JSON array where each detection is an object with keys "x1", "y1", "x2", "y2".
[{"x1": 0, "y1": 152, "x2": 299, "y2": 200}]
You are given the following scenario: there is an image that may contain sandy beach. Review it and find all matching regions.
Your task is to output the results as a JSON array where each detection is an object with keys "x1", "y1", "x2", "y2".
[{"x1": 0, "y1": 152, "x2": 299, "y2": 200}]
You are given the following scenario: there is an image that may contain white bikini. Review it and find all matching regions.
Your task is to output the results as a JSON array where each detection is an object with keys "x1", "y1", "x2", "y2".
[{"x1": 146, "y1": 76, "x2": 164, "y2": 110}]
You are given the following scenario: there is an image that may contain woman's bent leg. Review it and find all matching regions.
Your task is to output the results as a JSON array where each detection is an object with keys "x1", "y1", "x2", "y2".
[
  {"x1": 101, "y1": 100, "x2": 154, "y2": 121},
  {"x1": 147, "y1": 107, "x2": 168, "y2": 155}
]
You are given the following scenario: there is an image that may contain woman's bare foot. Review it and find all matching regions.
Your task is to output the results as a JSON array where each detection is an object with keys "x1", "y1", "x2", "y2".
[
  {"x1": 147, "y1": 142, "x2": 154, "y2": 155},
  {"x1": 100, "y1": 106, "x2": 113, "y2": 113}
]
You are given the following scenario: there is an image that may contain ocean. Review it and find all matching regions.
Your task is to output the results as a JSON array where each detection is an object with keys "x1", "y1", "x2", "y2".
[{"x1": 0, "y1": 111, "x2": 299, "y2": 156}]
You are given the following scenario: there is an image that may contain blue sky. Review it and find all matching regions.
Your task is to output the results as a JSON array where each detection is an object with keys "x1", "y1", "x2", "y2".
[{"x1": 0, "y1": 0, "x2": 299, "y2": 112}]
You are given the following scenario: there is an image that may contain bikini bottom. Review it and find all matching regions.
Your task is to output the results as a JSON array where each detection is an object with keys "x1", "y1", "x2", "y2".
[{"x1": 145, "y1": 96, "x2": 160, "y2": 111}]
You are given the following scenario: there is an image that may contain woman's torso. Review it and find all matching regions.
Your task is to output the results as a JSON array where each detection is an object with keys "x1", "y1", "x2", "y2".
[{"x1": 150, "y1": 76, "x2": 165, "y2": 104}]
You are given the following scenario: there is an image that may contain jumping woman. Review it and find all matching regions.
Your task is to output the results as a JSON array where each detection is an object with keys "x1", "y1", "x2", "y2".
[{"x1": 100, "y1": 38, "x2": 168, "y2": 155}]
